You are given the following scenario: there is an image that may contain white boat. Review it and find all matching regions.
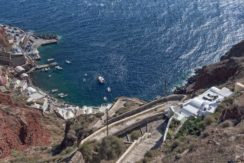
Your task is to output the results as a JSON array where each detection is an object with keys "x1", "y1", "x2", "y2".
[
  {"x1": 107, "y1": 87, "x2": 111, "y2": 93},
  {"x1": 47, "y1": 58, "x2": 55, "y2": 62},
  {"x1": 51, "y1": 89, "x2": 58, "y2": 93},
  {"x1": 49, "y1": 62, "x2": 58, "y2": 67},
  {"x1": 103, "y1": 96, "x2": 108, "y2": 101},
  {"x1": 65, "y1": 60, "x2": 71, "y2": 64},
  {"x1": 48, "y1": 74, "x2": 52, "y2": 78},
  {"x1": 55, "y1": 66, "x2": 63, "y2": 70},
  {"x1": 97, "y1": 76, "x2": 105, "y2": 84},
  {"x1": 58, "y1": 93, "x2": 68, "y2": 98}
]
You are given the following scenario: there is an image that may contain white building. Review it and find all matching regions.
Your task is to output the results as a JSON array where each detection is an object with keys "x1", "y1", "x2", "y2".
[
  {"x1": 15, "y1": 66, "x2": 25, "y2": 73},
  {"x1": 20, "y1": 73, "x2": 28, "y2": 79},
  {"x1": 174, "y1": 87, "x2": 233, "y2": 121}
]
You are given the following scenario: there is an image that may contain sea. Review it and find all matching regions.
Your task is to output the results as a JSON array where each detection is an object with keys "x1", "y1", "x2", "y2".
[{"x1": 0, "y1": 0, "x2": 244, "y2": 106}]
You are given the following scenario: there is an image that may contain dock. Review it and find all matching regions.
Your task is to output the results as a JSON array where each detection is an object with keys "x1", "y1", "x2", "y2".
[
  {"x1": 36, "y1": 64, "x2": 50, "y2": 70},
  {"x1": 36, "y1": 62, "x2": 58, "y2": 69}
]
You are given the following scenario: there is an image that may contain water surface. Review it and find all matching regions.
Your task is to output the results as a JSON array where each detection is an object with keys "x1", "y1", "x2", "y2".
[{"x1": 0, "y1": 0, "x2": 244, "y2": 106}]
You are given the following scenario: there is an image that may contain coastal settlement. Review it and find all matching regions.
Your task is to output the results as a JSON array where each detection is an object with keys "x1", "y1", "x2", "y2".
[{"x1": 0, "y1": 24, "x2": 110, "y2": 120}]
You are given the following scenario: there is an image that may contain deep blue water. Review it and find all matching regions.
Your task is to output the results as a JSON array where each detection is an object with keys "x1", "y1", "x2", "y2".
[{"x1": 0, "y1": 0, "x2": 244, "y2": 106}]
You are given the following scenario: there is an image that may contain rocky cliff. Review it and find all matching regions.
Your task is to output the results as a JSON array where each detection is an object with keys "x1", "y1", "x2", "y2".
[
  {"x1": 175, "y1": 40, "x2": 244, "y2": 94},
  {"x1": 0, "y1": 103, "x2": 50, "y2": 159},
  {"x1": 145, "y1": 40, "x2": 244, "y2": 163}
]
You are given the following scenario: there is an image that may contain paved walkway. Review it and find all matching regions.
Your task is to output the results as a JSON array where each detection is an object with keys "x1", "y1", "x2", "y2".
[{"x1": 118, "y1": 120, "x2": 166, "y2": 163}]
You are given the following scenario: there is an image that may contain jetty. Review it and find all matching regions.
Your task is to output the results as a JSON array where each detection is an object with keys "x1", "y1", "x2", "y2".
[{"x1": 0, "y1": 24, "x2": 58, "y2": 66}]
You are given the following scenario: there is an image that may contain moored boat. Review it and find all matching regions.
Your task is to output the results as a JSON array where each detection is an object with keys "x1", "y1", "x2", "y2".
[
  {"x1": 55, "y1": 65, "x2": 63, "y2": 70},
  {"x1": 58, "y1": 93, "x2": 68, "y2": 98},
  {"x1": 51, "y1": 89, "x2": 58, "y2": 93},
  {"x1": 47, "y1": 58, "x2": 55, "y2": 62},
  {"x1": 97, "y1": 76, "x2": 105, "y2": 84},
  {"x1": 107, "y1": 87, "x2": 111, "y2": 93},
  {"x1": 65, "y1": 60, "x2": 71, "y2": 64}
]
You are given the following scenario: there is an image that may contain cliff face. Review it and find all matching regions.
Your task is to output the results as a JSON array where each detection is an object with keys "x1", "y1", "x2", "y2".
[
  {"x1": 220, "y1": 40, "x2": 244, "y2": 60},
  {"x1": 149, "y1": 40, "x2": 244, "y2": 163},
  {"x1": 175, "y1": 40, "x2": 244, "y2": 94},
  {"x1": 0, "y1": 103, "x2": 51, "y2": 159}
]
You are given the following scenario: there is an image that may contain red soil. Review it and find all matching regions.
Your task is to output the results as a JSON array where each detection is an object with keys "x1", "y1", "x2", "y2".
[{"x1": 0, "y1": 98, "x2": 51, "y2": 158}]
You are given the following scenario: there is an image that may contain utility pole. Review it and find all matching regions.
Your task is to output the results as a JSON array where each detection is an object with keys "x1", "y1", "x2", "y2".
[{"x1": 106, "y1": 108, "x2": 109, "y2": 136}]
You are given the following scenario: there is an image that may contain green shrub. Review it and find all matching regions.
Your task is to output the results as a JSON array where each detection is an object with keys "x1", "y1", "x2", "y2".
[
  {"x1": 130, "y1": 130, "x2": 141, "y2": 141},
  {"x1": 143, "y1": 150, "x2": 161, "y2": 163},
  {"x1": 99, "y1": 136, "x2": 126, "y2": 160},
  {"x1": 145, "y1": 151, "x2": 153, "y2": 158},
  {"x1": 220, "y1": 120, "x2": 234, "y2": 128},
  {"x1": 175, "y1": 154, "x2": 181, "y2": 160},
  {"x1": 80, "y1": 141, "x2": 99, "y2": 163},
  {"x1": 170, "y1": 140, "x2": 181, "y2": 151},
  {"x1": 176, "y1": 117, "x2": 205, "y2": 138},
  {"x1": 169, "y1": 119, "x2": 181, "y2": 129},
  {"x1": 95, "y1": 112, "x2": 104, "y2": 119},
  {"x1": 201, "y1": 131, "x2": 209, "y2": 138},
  {"x1": 167, "y1": 128, "x2": 174, "y2": 140},
  {"x1": 10, "y1": 150, "x2": 40, "y2": 163},
  {"x1": 204, "y1": 115, "x2": 215, "y2": 126}
]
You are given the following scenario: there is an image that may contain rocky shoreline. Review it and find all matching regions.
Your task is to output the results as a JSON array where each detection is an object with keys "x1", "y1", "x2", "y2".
[{"x1": 174, "y1": 40, "x2": 244, "y2": 95}]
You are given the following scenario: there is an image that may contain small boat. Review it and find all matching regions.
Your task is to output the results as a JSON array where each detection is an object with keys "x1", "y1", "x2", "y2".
[
  {"x1": 47, "y1": 58, "x2": 55, "y2": 62},
  {"x1": 49, "y1": 62, "x2": 58, "y2": 67},
  {"x1": 82, "y1": 78, "x2": 86, "y2": 82},
  {"x1": 58, "y1": 93, "x2": 68, "y2": 98},
  {"x1": 55, "y1": 66, "x2": 63, "y2": 70},
  {"x1": 103, "y1": 96, "x2": 108, "y2": 101},
  {"x1": 97, "y1": 76, "x2": 105, "y2": 84},
  {"x1": 107, "y1": 87, "x2": 111, "y2": 93},
  {"x1": 44, "y1": 68, "x2": 49, "y2": 72},
  {"x1": 48, "y1": 74, "x2": 52, "y2": 78},
  {"x1": 51, "y1": 89, "x2": 58, "y2": 93},
  {"x1": 84, "y1": 73, "x2": 88, "y2": 77},
  {"x1": 65, "y1": 60, "x2": 71, "y2": 64}
]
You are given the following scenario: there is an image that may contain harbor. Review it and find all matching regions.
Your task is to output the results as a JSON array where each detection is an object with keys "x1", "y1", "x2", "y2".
[{"x1": 0, "y1": 24, "x2": 112, "y2": 120}]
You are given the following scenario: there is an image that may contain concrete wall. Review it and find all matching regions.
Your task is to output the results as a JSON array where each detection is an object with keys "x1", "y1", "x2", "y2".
[
  {"x1": 108, "y1": 94, "x2": 185, "y2": 124},
  {"x1": 162, "y1": 117, "x2": 173, "y2": 142},
  {"x1": 114, "y1": 114, "x2": 166, "y2": 136}
]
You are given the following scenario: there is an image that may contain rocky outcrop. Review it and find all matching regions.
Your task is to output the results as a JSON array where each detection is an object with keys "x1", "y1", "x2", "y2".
[
  {"x1": 53, "y1": 115, "x2": 96, "y2": 155},
  {"x1": 220, "y1": 94, "x2": 244, "y2": 122},
  {"x1": 0, "y1": 104, "x2": 51, "y2": 158},
  {"x1": 161, "y1": 125, "x2": 244, "y2": 163},
  {"x1": 68, "y1": 151, "x2": 85, "y2": 163},
  {"x1": 220, "y1": 40, "x2": 244, "y2": 60},
  {"x1": 185, "y1": 58, "x2": 242, "y2": 93},
  {"x1": 174, "y1": 40, "x2": 244, "y2": 94}
]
